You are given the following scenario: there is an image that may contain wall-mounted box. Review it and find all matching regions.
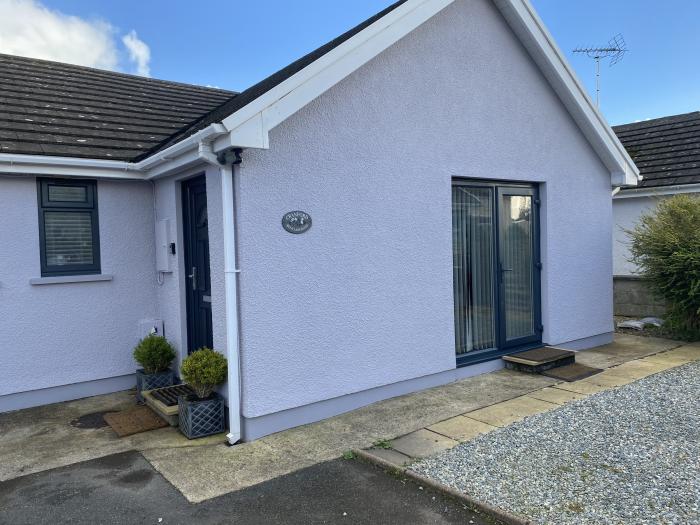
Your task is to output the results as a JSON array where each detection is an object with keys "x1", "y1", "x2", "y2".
[{"x1": 155, "y1": 219, "x2": 173, "y2": 273}]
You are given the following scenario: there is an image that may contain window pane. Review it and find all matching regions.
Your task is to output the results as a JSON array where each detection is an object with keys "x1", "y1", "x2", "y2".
[
  {"x1": 452, "y1": 186, "x2": 496, "y2": 355},
  {"x1": 48, "y1": 184, "x2": 87, "y2": 202},
  {"x1": 44, "y1": 211, "x2": 94, "y2": 266},
  {"x1": 501, "y1": 195, "x2": 534, "y2": 341}
]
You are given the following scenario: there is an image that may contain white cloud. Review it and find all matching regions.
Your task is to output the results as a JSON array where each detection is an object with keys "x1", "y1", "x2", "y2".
[
  {"x1": 0, "y1": 0, "x2": 151, "y2": 75},
  {"x1": 122, "y1": 30, "x2": 150, "y2": 77}
]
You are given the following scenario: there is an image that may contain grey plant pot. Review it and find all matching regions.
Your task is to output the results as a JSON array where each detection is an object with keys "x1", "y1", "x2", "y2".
[
  {"x1": 178, "y1": 392, "x2": 225, "y2": 439},
  {"x1": 135, "y1": 369, "x2": 176, "y2": 404}
]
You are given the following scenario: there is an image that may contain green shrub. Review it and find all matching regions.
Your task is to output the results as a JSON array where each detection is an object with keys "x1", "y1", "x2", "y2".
[
  {"x1": 180, "y1": 348, "x2": 227, "y2": 399},
  {"x1": 133, "y1": 334, "x2": 176, "y2": 374},
  {"x1": 627, "y1": 194, "x2": 700, "y2": 340}
]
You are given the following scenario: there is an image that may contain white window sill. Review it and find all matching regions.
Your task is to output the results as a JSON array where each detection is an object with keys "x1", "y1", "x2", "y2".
[{"x1": 30, "y1": 274, "x2": 113, "y2": 286}]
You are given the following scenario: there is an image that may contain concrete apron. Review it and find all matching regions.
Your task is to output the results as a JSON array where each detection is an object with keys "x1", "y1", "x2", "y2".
[
  {"x1": 355, "y1": 337, "x2": 699, "y2": 524},
  {"x1": 0, "y1": 335, "x2": 689, "y2": 504}
]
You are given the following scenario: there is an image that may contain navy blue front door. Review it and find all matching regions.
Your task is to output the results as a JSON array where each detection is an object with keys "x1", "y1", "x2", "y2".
[{"x1": 182, "y1": 175, "x2": 213, "y2": 354}]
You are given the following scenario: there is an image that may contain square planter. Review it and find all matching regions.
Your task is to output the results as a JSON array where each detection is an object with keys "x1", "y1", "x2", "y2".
[
  {"x1": 135, "y1": 369, "x2": 176, "y2": 404},
  {"x1": 178, "y1": 393, "x2": 225, "y2": 439}
]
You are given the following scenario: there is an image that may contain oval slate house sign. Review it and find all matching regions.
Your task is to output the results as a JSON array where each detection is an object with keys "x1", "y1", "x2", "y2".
[{"x1": 282, "y1": 211, "x2": 312, "y2": 234}]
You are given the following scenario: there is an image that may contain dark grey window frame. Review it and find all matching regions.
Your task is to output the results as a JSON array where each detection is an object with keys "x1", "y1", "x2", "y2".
[{"x1": 37, "y1": 178, "x2": 101, "y2": 277}]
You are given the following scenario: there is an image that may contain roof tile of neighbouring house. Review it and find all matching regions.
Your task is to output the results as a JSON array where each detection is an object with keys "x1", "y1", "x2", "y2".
[
  {"x1": 613, "y1": 111, "x2": 700, "y2": 189},
  {"x1": 0, "y1": 53, "x2": 237, "y2": 161}
]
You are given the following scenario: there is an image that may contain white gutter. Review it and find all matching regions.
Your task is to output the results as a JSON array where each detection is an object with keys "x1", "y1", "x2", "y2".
[
  {"x1": 0, "y1": 123, "x2": 234, "y2": 180},
  {"x1": 195, "y1": 131, "x2": 243, "y2": 446},
  {"x1": 614, "y1": 182, "x2": 700, "y2": 199}
]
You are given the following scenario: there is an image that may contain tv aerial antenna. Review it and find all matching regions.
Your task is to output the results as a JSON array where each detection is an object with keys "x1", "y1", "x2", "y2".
[{"x1": 573, "y1": 34, "x2": 627, "y2": 107}]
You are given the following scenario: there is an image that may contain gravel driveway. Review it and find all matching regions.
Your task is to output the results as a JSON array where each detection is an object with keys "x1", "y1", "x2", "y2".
[{"x1": 413, "y1": 360, "x2": 700, "y2": 524}]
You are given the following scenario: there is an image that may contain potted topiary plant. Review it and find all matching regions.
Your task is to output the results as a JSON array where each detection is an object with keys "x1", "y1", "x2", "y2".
[
  {"x1": 178, "y1": 348, "x2": 227, "y2": 439},
  {"x1": 133, "y1": 334, "x2": 177, "y2": 403}
]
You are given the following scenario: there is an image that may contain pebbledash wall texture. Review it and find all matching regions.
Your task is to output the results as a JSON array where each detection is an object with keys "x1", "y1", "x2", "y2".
[{"x1": 234, "y1": 0, "x2": 613, "y2": 429}]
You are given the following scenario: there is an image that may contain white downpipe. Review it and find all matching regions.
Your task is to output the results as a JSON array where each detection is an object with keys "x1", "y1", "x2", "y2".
[
  {"x1": 196, "y1": 134, "x2": 242, "y2": 445},
  {"x1": 220, "y1": 163, "x2": 242, "y2": 445}
]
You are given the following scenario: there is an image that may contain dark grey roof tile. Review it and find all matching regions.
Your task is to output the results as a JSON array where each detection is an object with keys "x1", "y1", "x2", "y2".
[
  {"x1": 614, "y1": 111, "x2": 700, "y2": 189},
  {"x1": 0, "y1": 53, "x2": 236, "y2": 161}
]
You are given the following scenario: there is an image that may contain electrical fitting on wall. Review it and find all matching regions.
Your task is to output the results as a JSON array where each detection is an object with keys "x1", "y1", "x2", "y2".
[{"x1": 155, "y1": 219, "x2": 176, "y2": 284}]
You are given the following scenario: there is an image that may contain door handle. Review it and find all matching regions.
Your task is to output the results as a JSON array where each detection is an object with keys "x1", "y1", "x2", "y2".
[{"x1": 188, "y1": 266, "x2": 197, "y2": 290}]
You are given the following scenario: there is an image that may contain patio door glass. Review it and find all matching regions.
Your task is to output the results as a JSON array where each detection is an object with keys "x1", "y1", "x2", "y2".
[
  {"x1": 452, "y1": 185, "x2": 497, "y2": 355},
  {"x1": 498, "y1": 188, "x2": 537, "y2": 345},
  {"x1": 452, "y1": 181, "x2": 540, "y2": 364}
]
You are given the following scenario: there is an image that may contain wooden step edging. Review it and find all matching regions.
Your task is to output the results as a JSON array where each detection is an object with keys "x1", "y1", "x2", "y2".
[{"x1": 352, "y1": 448, "x2": 532, "y2": 525}]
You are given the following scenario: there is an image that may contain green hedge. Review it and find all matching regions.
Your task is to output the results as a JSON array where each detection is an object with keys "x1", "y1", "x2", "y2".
[{"x1": 628, "y1": 194, "x2": 700, "y2": 340}]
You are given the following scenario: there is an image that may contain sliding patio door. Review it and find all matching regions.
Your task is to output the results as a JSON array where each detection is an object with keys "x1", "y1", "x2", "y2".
[{"x1": 452, "y1": 181, "x2": 541, "y2": 364}]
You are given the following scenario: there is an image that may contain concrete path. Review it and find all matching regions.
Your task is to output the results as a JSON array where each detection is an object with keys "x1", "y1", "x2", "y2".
[
  {"x1": 0, "y1": 451, "x2": 496, "y2": 525},
  {"x1": 0, "y1": 334, "x2": 682, "y2": 504}
]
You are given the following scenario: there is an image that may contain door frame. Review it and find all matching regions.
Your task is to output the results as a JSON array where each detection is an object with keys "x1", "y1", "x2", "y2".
[
  {"x1": 452, "y1": 178, "x2": 542, "y2": 367},
  {"x1": 181, "y1": 174, "x2": 214, "y2": 354}
]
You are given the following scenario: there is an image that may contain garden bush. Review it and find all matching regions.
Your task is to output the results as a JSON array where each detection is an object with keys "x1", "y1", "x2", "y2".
[
  {"x1": 627, "y1": 194, "x2": 700, "y2": 340},
  {"x1": 133, "y1": 334, "x2": 176, "y2": 374},
  {"x1": 180, "y1": 348, "x2": 227, "y2": 399}
]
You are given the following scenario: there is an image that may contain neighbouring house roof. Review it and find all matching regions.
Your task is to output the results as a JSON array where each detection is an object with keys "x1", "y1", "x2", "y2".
[
  {"x1": 0, "y1": 53, "x2": 236, "y2": 161},
  {"x1": 614, "y1": 111, "x2": 700, "y2": 189}
]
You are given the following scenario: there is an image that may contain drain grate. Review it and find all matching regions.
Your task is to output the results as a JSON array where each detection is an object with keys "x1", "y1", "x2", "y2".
[{"x1": 150, "y1": 384, "x2": 195, "y2": 407}]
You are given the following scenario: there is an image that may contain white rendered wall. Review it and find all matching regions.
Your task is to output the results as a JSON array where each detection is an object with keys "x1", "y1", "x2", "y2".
[
  {"x1": 235, "y1": 0, "x2": 614, "y2": 419},
  {"x1": 611, "y1": 194, "x2": 698, "y2": 276},
  {"x1": 0, "y1": 176, "x2": 157, "y2": 401}
]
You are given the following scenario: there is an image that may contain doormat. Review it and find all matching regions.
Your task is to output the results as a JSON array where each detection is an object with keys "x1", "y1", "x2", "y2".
[
  {"x1": 103, "y1": 406, "x2": 168, "y2": 437},
  {"x1": 542, "y1": 363, "x2": 602, "y2": 382}
]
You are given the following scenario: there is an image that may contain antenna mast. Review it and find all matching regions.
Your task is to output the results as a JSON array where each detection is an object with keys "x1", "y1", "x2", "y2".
[{"x1": 573, "y1": 34, "x2": 627, "y2": 107}]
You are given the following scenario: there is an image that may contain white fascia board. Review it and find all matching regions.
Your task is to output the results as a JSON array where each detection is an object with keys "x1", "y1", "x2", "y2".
[
  {"x1": 614, "y1": 183, "x2": 700, "y2": 199},
  {"x1": 493, "y1": 0, "x2": 640, "y2": 187},
  {"x1": 219, "y1": 0, "x2": 454, "y2": 150}
]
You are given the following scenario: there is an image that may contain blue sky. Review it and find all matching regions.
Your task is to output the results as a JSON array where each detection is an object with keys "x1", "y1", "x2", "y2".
[{"x1": 9, "y1": 0, "x2": 700, "y2": 125}]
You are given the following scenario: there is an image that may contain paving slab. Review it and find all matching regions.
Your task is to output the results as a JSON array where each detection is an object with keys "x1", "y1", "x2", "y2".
[
  {"x1": 580, "y1": 371, "x2": 635, "y2": 388},
  {"x1": 642, "y1": 352, "x2": 697, "y2": 366},
  {"x1": 661, "y1": 345, "x2": 700, "y2": 360},
  {"x1": 363, "y1": 447, "x2": 414, "y2": 467},
  {"x1": 608, "y1": 358, "x2": 674, "y2": 378},
  {"x1": 553, "y1": 380, "x2": 609, "y2": 395},
  {"x1": 390, "y1": 429, "x2": 459, "y2": 459},
  {"x1": 465, "y1": 395, "x2": 559, "y2": 427},
  {"x1": 575, "y1": 334, "x2": 682, "y2": 369},
  {"x1": 427, "y1": 415, "x2": 498, "y2": 442},
  {"x1": 525, "y1": 387, "x2": 589, "y2": 405}
]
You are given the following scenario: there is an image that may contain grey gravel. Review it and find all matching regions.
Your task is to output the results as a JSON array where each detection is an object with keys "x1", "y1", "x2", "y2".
[{"x1": 413, "y1": 361, "x2": 700, "y2": 525}]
